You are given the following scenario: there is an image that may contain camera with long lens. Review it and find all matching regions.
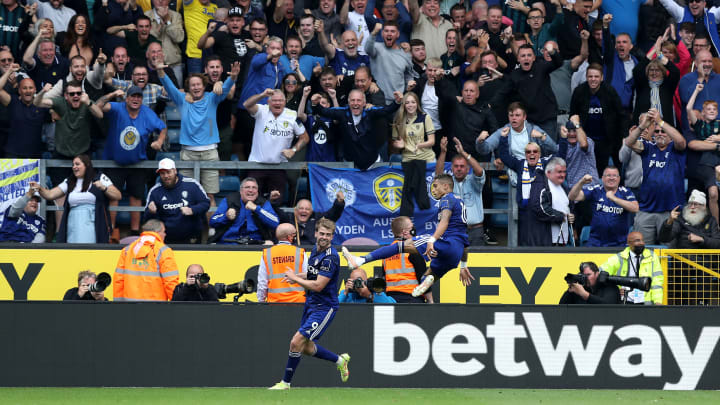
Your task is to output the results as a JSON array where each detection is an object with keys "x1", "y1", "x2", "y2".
[
  {"x1": 88, "y1": 272, "x2": 111, "y2": 292},
  {"x1": 564, "y1": 273, "x2": 587, "y2": 286},
  {"x1": 597, "y1": 271, "x2": 651, "y2": 291},
  {"x1": 214, "y1": 279, "x2": 257, "y2": 301},
  {"x1": 351, "y1": 277, "x2": 386, "y2": 293}
]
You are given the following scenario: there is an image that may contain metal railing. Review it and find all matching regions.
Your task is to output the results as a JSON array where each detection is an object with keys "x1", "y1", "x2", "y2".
[{"x1": 36, "y1": 159, "x2": 518, "y2": 247}]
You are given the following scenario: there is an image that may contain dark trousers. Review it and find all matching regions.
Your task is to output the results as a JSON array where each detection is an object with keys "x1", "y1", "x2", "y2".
[
  {"x1": 399, "y1": 160, "x2": 430, "y2": 217},
  {"x1": 246, "y1": 169, "x2": 288, "y2": 200}
]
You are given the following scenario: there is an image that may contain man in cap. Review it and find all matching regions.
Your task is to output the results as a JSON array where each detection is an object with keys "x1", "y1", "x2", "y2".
[
  {"x1": 659, "y1": 189, "x2": 720, "y2": 249},
  {"x1": 99, "y1": 85, "x2": 166, "y2": 239},
  {"x1": 0, "y1": 186, "x2": 47, "y2": 243},
  {"x1": 144, "y1": 158, "x2": 211, "y2": 244}
]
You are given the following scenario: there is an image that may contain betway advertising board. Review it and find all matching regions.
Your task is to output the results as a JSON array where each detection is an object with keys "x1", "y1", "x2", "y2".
[{"x1": 1, "y1": 303, "x2": 717, "y2": 389}]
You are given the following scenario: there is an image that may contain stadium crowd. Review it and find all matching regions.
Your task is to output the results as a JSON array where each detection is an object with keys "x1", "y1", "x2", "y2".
[{"x1": 3, "y1": 0, "x2": 720, "y2": 250}]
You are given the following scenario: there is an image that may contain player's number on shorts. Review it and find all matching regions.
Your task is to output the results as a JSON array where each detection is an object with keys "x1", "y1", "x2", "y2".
[{"x1": 460, "y1": 201, "x2": 468, "y2": 224}]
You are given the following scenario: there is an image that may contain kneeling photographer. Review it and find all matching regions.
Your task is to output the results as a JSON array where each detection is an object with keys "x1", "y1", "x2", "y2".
[
  {"x1": 559, "y1": 262, "x2": 621, "y2": 304},
  {"x1": 172, "y1": 264, "x2": 219, "y2": 302},
  {"x1": 339, "y1": 268, "x2": 396, "y2": 303},
  {"x1": 63, "y1": 271, "x2": 110, "y2": 301}
]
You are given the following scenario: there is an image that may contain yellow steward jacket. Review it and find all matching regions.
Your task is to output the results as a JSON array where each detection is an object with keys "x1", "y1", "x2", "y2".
[
  {"x1": 113, "y1": 232, "x2": 179, "y2": 301},
  {"x1": 262, "y1": 243, "x2": 306, "y2": 303},
  {"x1": 382, "y1": 240, "x2": 418, "y2": 294}
]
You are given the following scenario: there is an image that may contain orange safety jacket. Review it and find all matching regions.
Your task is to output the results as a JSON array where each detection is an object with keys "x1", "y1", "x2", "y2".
[
  {"x1": 113, "y1": 231, "x2": 179, "y2": 301},
  {"x1": 263, "y1": 244, "x2": 306, "y2": 303},
  {"x1": 382, "y1": 240, "x2": 418, "y2": 294}
]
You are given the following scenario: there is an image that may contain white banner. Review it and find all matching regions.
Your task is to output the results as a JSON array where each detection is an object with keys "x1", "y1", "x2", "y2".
[{"x1": 0, "y1": 159, "x2": 40, "y2": 228}]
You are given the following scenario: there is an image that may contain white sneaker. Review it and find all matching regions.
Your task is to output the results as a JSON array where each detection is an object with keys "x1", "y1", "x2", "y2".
[
  {"x1": 268, "y1": 381, "x2": 291, "y2": 390},
  {"x1": 341, "y1": 246, "x2": 363, "y2": 269},
  {"x1": 412, "y1": 275, "x2": 435, "y2": 297}
]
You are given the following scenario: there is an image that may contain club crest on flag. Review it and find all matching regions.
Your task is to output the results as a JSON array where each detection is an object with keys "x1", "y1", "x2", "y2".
[{"x1": 373, "y1": 173, "x2": 403, "y2": 212}]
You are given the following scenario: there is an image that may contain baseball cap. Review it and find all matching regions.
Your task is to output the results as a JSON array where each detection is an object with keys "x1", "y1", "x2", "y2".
[
  {"x1": 229, "y1": 7, "x2": 243, "y2": 17},
  {"x1": 156, "y1": 158, "x2": 176, "y2": 173},
  {"x1": 127, "y1": 86, "x2": 143, "y2": 97},
  {"x1": 565, "y1": 121, "x2": 577, "y2": 130}
]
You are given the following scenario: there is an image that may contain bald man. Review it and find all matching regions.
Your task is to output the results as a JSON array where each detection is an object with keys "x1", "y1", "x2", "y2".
[
  {"x1": 257, "y1": 223, "x2": 308, "y2": 303},
  {"x1": 339, "y1": 268, "x2": 396, "y2": 303},
  {"x1": 600, "y1": 231, "x2": 664, "y2": 305},
  {"x1": 0, "y1": 64, "x2": 49, "y2": 158},
  {"x1": 278, "y1": 191, "x2": 346, "y2": 245},
  {"x1": 171, "y1": 264, "x2": 220, "y2": 301}
]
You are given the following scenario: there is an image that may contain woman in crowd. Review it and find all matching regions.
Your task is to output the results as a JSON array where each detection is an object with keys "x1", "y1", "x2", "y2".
[
  {"x1": 281, "y1": 72, "x2": 305, "y2": 112},
  {"x1": 392, "y1": 91, "x2": 435, "y2": 217},
  {"x1": 62, "y1": 15, "x2": 96, "y2": 64},
  {"x1": 31, "y1": 155, "x2": 121, "y2": 243},
  {"x1": 633, "y1": 53, "x2": 680, "y2": 128}
]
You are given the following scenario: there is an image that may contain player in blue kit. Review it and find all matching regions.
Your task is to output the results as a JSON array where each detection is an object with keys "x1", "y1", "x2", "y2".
[
  {"x1": 343, "y1": 174, "x2": 474, "y2": 297},
  {"x1": 268, "y1": 218, "x2": 350, "y2": 390}
]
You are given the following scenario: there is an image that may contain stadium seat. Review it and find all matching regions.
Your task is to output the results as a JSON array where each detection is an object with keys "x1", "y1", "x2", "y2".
[
  {"x1": 219, "y1": 175, "x2": 240, "y2": 192},
  {"x1": 167, "y1": 128, "x2": 180, "y2": 145},
  {"x1": 342, "y1": 237, "x2": 380, "y2": 246},
  {"x1": 164, "y1": 103, "x2": 181, "y2": 122},
  {"x1": 156, "y1": 151, "x2": 181, "y2": 161},
  {"x1": 295, "y1": 176, "x2": 308, "y2": 200},
  {"x1": 389, "y1": 154, "x2": 402, "y2": 163},
  {"x1": 580, "y1": 226, "x2": 591, "y2": 246}
]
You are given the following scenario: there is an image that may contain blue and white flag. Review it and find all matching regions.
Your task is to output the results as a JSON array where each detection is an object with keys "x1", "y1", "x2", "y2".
[
  {"x1": 0, "y1": 160, "x2": 40, "y2": 228},
  {"x1": 309, "y1": 163, "x2": 450, "y2": 244}
]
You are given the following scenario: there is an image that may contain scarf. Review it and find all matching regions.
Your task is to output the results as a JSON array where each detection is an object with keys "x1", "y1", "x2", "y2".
[
  {"x1": 521, "y1": 159, "x2": 543, "y2": 208},
  {"x1": 649, "y1": 79, "x2": 663, "y2": 116}
]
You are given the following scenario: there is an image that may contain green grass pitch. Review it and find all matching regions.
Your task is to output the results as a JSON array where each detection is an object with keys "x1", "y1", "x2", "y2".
[{"x1": 1, "y1": 388, "x2": 719, "y2": 404}]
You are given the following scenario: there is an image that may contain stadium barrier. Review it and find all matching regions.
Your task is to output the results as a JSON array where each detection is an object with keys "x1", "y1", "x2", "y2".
[
  {"x1": 0, "y1": 302, "x2": 718, "y2": 389},
  {"x1": 0, "y1": 245, "x2": 619, "y2": 303},
  {"x1": 662, "y1": 249, "x2": 720, "y2": 306}
]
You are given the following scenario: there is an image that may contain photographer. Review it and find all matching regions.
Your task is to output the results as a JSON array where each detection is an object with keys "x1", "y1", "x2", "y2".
[
  {"x1": 559, "y1": 262, "x2": 621, "y2": 305},
  {"x1": 171, "y1": 264, "x2": 220, "y2": 302},
  {"x1": 63, "y1": 271, "x2": 109, "y2": 301},
  {"x1": 339, "y1": 269, "x2": 396, "y2": 304}
]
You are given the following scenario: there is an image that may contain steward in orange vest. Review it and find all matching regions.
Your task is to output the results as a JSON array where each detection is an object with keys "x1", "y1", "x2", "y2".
[
  {"x1": 113, "y1": 220, "x2": 179, "y2": 301},
  {"x1": 380, "y1": 216, "x2": 429, "y2": 303},
  {"x1": 257, "y1": 223, "x2": 307, "y2": 303}
]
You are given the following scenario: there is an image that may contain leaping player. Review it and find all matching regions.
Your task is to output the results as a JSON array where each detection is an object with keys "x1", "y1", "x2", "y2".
[{"x1": 343, "y1": 174, "x2": 474, "y2": 297}]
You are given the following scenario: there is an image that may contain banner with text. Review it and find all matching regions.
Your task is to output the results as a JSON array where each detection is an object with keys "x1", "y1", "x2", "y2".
[
  {"x1": 308, "y1": 163, "x2": 451, "y2": 244},
  {"x1": 0, "y1": 248, "x2": 613, "y2": 303},
  {"x1": 0, "y1": 160, "x2": 39, "y2": 228}
]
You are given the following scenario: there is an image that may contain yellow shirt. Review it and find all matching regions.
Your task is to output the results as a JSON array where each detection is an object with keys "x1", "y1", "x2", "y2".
[
  {"x1": 183, "y1": 0, "x2": 217, "y2": 58},
  {"x1": 392, "y1": 113, "x2": 436, "y2": 162}
]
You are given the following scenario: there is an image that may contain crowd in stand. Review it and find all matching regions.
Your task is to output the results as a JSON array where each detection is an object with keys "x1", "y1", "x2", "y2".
[{"x1": 3, "y1": 0, "x2": 720, "y2": 248}]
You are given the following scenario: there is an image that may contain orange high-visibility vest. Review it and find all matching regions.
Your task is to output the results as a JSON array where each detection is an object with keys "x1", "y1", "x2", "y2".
[
  {"x1": 382, "y1": 240, "x2": 418, "y2": 294},
  {"x1": 113, "y1": 232, "x2": 179, "y2": 301},
  {"x1": 263, "y1": 244, "x2": 306, "y2": 303}
]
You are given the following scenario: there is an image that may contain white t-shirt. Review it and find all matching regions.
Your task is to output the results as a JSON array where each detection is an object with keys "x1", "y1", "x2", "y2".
[
  {"x1": 422, "y1": 84, "x2": 441, "y2": 130},
  {"x1": 59, "y1": 174, "x2": 113, "y2": 207},
  {"x1": 347, "y1": 11, "x2": 370, "y2": 55},
  {"x1": 549, "y1": 181, "x2": 570, "y2": 245},
  {"x1": 249, "y1": 105, "x2": 305, "y2": 163}
]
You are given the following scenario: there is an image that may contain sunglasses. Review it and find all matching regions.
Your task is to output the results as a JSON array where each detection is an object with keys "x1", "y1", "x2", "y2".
[
  {"x1": 285, "y1": 79, "x2": 297, "y2": 85},
  {"x1": 525, "y1": 150, "x2": 540, "y2": 154},
  {"x1": 66, "y1": 91, "x2": 82, "y2": 97}
]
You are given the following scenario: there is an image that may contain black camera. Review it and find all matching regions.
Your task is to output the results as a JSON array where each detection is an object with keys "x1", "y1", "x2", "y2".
[
  {"x1": 352, "y1": 277, "x2": 386, "y2": 293},
  {"x1": 597, "y1": 271, "x2": 651, "y2": 291},
  {"x1": 479, "y1": 68, "x2": 490, "y2": 77},
  {"x1": 565, "y1": 273, "x2": 587, "y2": 285},
  {"x1": 214, "y1": 279, "x2": 257, "y2": 300},
  {"x1": 194, "y1": 273, "x2": 211, "y2": 284},
  {"x1": 88, "y1": 272, "x2": 111, "y2": 292}
]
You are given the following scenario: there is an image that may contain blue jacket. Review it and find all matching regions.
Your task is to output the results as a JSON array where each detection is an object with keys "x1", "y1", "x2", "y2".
[
  {"x1": 160, "y1": 74, "x2": 233, "y2": 147},
  {"x1": 144, "y1": 174, "x2": 210, "y2": 241},
  {"x1": 237, "y1": 53, "x2": 290, "y2": 109},
  {"x1": 210, "y1": 194, "x2": 279, "y2": 243},
  {"x1": 338, "y1": 290, "x2": 397, "y2": 303},
  {"x1": 602, "y1": 28, "x2": 638, "y2": 109},
  {"x1": 315, "y1": 102, "x2": 400, "y2": 170}
]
